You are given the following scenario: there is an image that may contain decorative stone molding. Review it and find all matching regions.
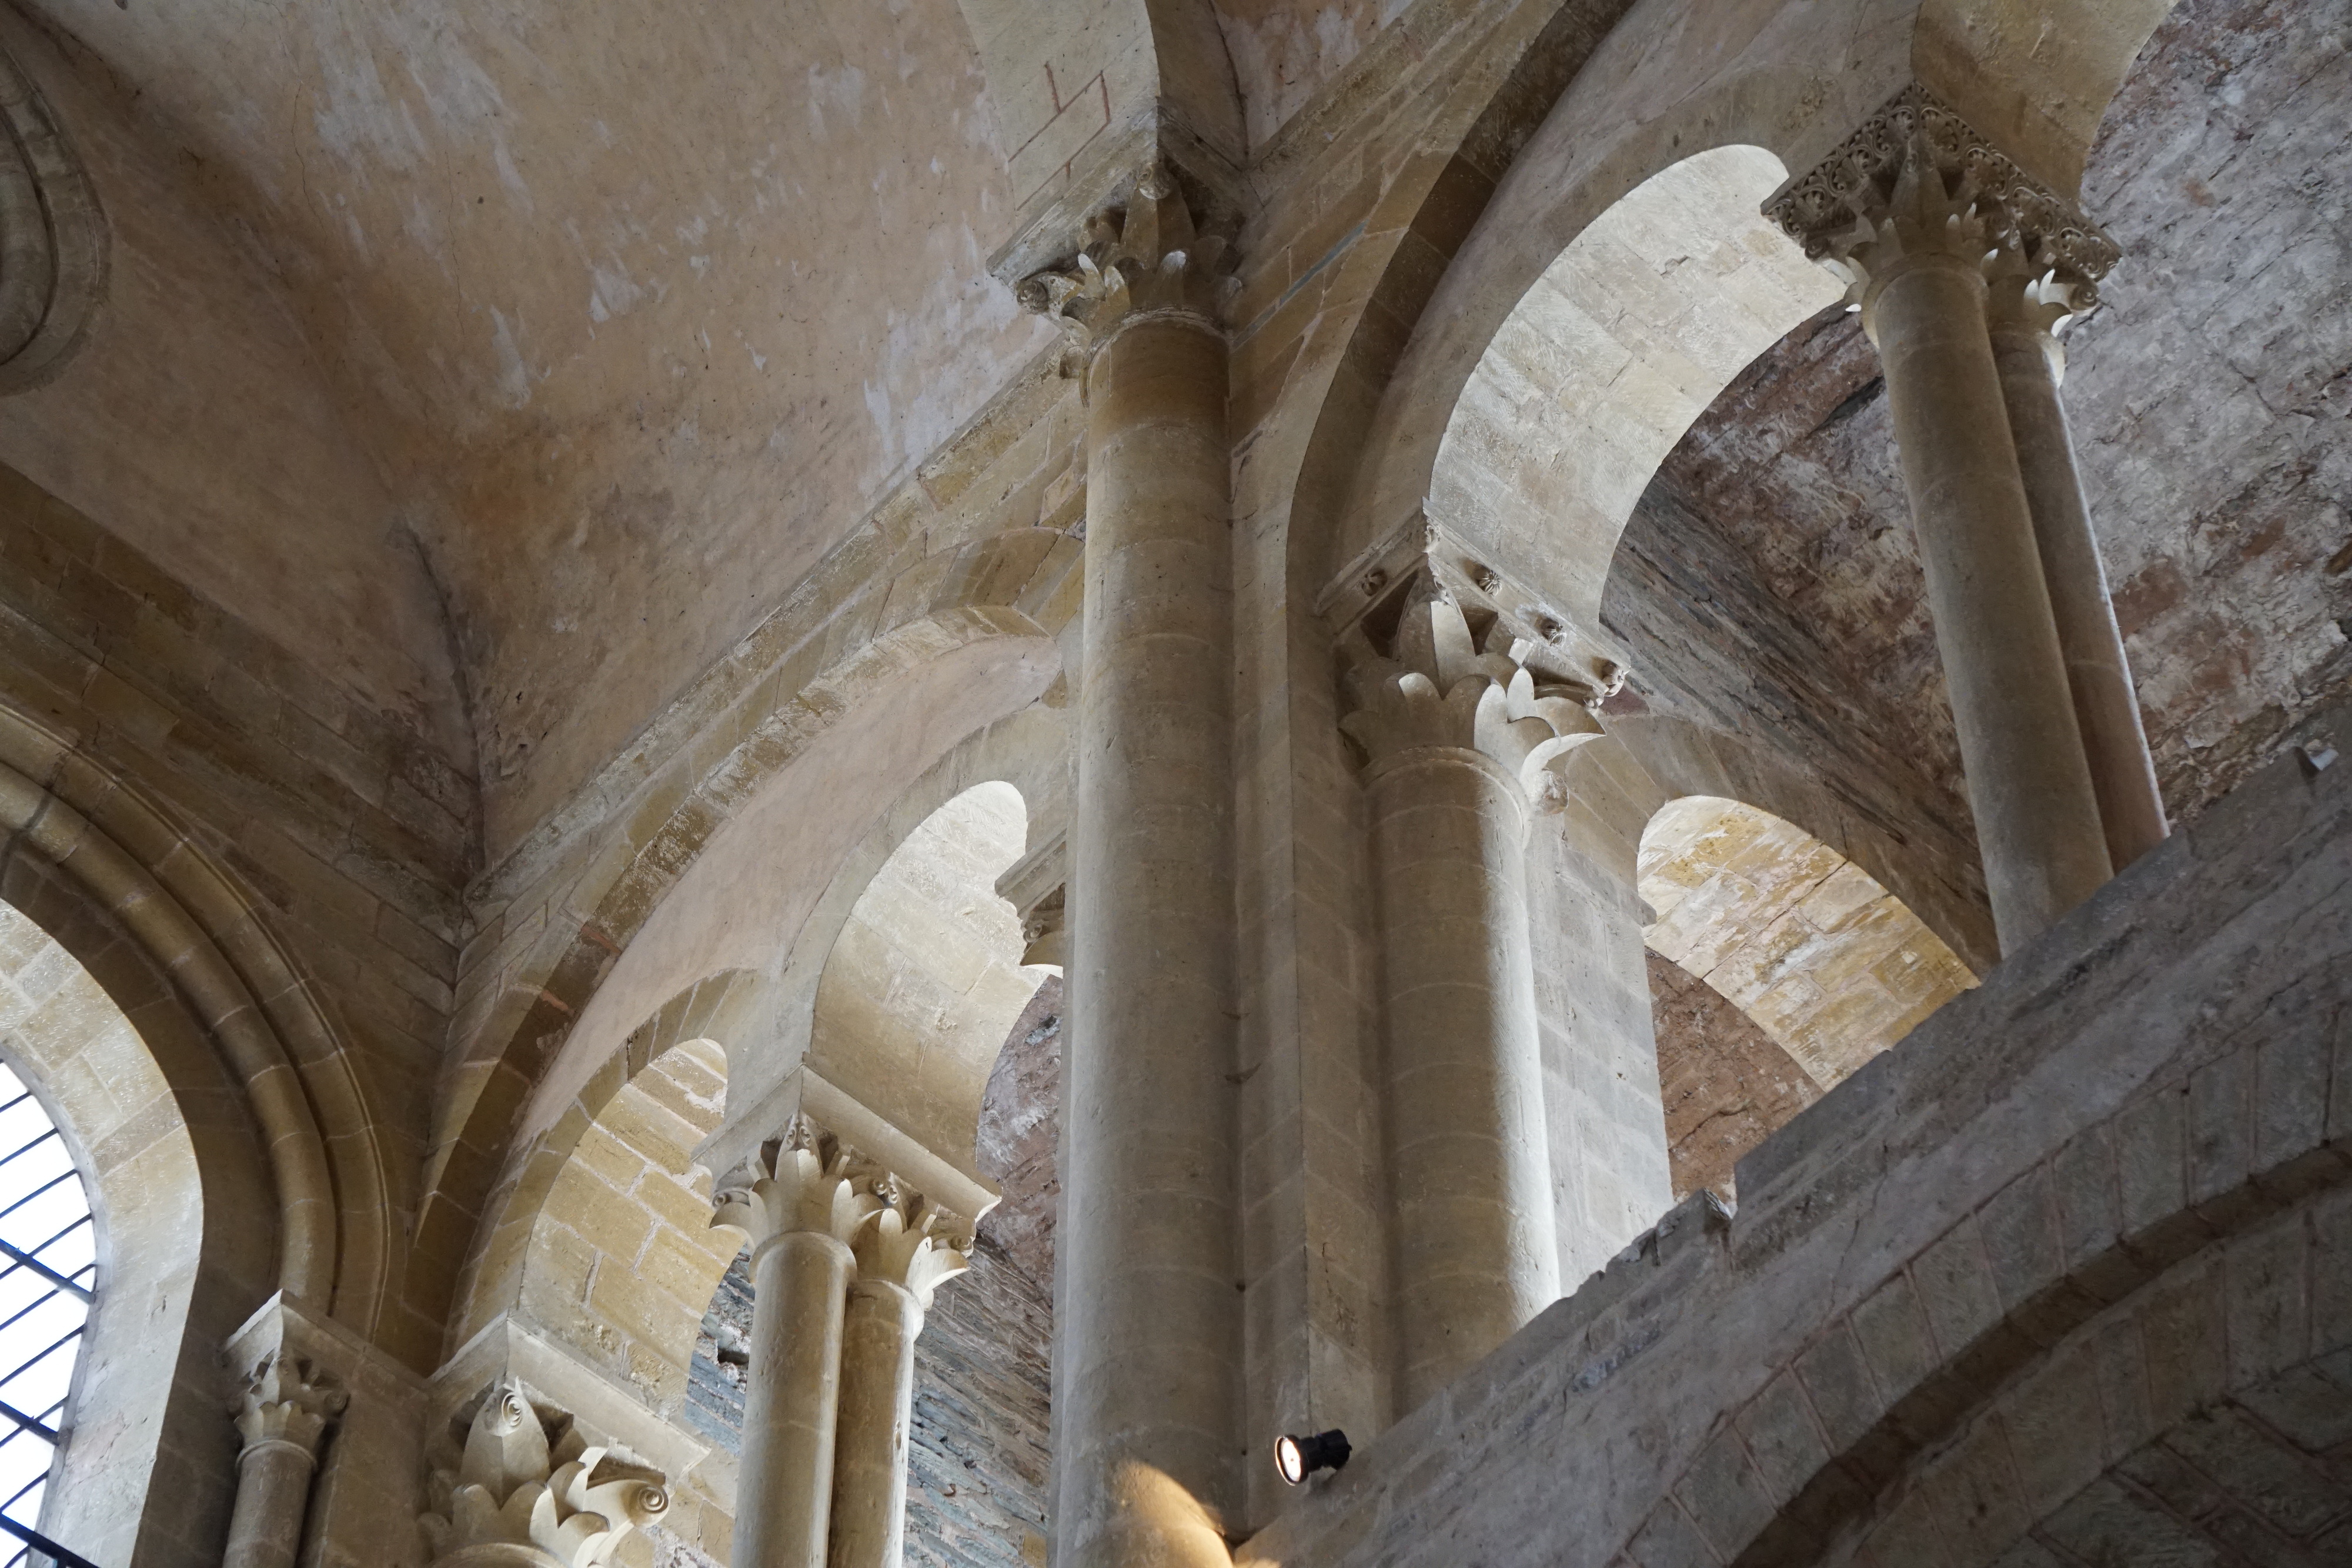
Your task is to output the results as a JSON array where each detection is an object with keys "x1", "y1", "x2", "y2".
[
  {"x1": 1014, "y1": 166, "x2": 1235, "y2": 352},
  {"x1": 0, "y1": 45, "x2": 106, "y2": 393},
  {"x1": 235, "y1": 1353, "x2": 346, "y2": 1464},
  {"x1": 993, "y1": 829, "x2": 1067, "y2": 969},
  {"x1": 1340, "y1": 584, "x2": 1606, "y2": 803},
  {"x1": 853, "y1": 1174, "x2": 974, "y2": 1309},
  {"x1": 1765, "y1": 85, "x2": 2121, "y2": 308},
  {"x1": 1318, "y1": 514, "x2": 1632, "y2": 703},
  {"x1": 710, "y1": 1114, "x2": 882, "y2": 1251},
  {"x1": 418, "y1": 1383, "x2": 669, "y2": 1568},
  {"x1": 1984, "y1": 245, "x2": 2092, "y2": 361}
]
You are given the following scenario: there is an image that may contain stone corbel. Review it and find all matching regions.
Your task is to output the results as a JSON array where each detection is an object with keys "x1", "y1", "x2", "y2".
[
  {"x1": 417, "y1": 1382, "x2": 670, "y2": 1568},
  {"x1": 993, "y1": 828, "x2": 1068, "y2": 970}
]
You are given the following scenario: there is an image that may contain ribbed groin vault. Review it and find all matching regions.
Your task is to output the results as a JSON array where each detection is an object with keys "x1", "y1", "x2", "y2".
[{"x1": 0, "y1": 0, "x2": 2341, "y2": 1564}]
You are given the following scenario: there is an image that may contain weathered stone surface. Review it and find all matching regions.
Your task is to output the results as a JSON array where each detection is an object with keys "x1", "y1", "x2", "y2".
[
  {"x1": 1614, "y1": 0, "x2": 2352, "y2": 875},
  {"x1": 1646, "y1": 951, "x2": 1819, "y2": 1205},
  {"x1": 974, "y1": 975, "x2": 1063, "y2": 1292},
  {"x1": 1238, "y1": 698, "x2": 2352, "y2": 1567}
]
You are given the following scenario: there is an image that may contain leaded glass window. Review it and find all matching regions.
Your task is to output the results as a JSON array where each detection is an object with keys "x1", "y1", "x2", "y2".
[{"x1": 0, "y1": 1063, "x2": 95, "y2": 1568}]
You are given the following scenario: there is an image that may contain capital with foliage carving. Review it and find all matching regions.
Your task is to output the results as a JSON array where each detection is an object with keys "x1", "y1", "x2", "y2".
[
  {"x1": 234, "y1": 1353, "x2": 346, "y2": 1467},
  {"x1": 1341, "y1": 587, "x2": 1605, "y2": 803},
  {"x1": 853, "y1": 1174, "x2": 974, "y2": 1310},
  {"x1": 1766, "y1": 86, "x2": 2120, "y2": 316},
  {"x1": 419, "y1": 1382, "x2": 670, "y2": 1568},
  {"x1": 710, "y1": 1113, "x2": 883, "y2": 1253},
  {"x1": 1015, "y1": 167, "x2": 1235, "y2": 351}
]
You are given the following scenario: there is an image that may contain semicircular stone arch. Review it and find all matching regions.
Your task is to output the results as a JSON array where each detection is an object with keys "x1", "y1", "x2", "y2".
[
  {"x1": 805, "y1": 777, "x2": 1049, "y2": 1191},
  {"x1": 451, "y1": 968, "x2": 764, "y2": 1366},
  {"x1": 413, "y1": 599, "x2": 1065, "y2": 1366},
  {"x1": 1425, "y1": 143, "x2": 1837, "y2": 654},
  {"x1": 0, "y1": 706, "x2": 392, "y2": 1331},
  {"x1": 1618, "y1": 1027, "x2": 2352, "y2": 1568},
  {"x1": 1303, "y1": 0, "x2": 2186, "y2": 629},
  {"x1": 0, "y1": 898, "x2": 222, "y2": 1568}
]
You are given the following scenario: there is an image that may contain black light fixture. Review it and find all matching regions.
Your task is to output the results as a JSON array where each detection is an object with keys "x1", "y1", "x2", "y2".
[{"x1": 1274, "y1": 1429, "x2": 1351, "y2": 1486}]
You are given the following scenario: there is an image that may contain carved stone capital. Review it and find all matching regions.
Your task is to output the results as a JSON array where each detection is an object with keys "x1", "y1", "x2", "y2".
[
  {"x1": 710, "y1": 1113, "x2": 882, "y2": 1252},
  {"x1": 1983, "y1": 249, "x2": 2091, "y2": 383},
  {"x1": 1015, "y1": 166, "x2": 1235, "y2": 353},
  {"x1": 419, "y1": 1382, "x2": 670, "y2": 1568},
  {"x1": 234, "y1": 1353, "x2": 346, "y2": 1464},
  {"x1": 852, "y1": 1174, "x2": 974, "y2": 1310},
  {"x1": 1340, "y1": 586, "x2": 1605, "y2": 802},
  {"x1": 1766, "y1": 86, "x2": 2120, "y2": 312}
]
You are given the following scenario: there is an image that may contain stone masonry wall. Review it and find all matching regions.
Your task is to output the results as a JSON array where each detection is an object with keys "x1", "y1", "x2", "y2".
[
  {"x1": 1647, "y1": 950, "x2": 1820, "y2": 1206},
  {"x1": 1238, "y1": 697, "x2": 2352, "y2": 1567},
  {"x1": 0, "y1": 459, "x2": 473, "y2": 1295}
]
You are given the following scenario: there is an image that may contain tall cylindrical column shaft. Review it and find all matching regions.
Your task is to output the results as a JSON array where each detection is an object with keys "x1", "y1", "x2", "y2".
[
  {"x1": 1059, "y1": 310, "x2": 1240, "y2": 1568},
  {"x1": 1867, "y1": 254, "x2": 2112, "y2": 950},
  {"x1": 1366, "y1": 747, "x2": 1558, "y2": 1410},
  {"x1": 830, "y1": 1281, "x2": 923, "y2": 1568},
  {"x1": 1988, "y1": 317, "x2": 2169, "y2": 870},
  {"x1": 739, "y1": 1230, "x2": 854, "y2": 1568},
  {"x1": 223, "y1": 1438, "x2": 318, "y2": 1568}
]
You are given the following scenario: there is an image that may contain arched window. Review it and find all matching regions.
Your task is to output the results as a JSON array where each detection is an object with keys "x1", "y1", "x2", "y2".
[{"x1": 0, "y1": 1062, "x2": 94, "y2": 1567}]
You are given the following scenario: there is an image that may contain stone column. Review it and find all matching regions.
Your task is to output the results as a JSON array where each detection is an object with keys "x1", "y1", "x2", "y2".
[
  {"x1": 1986, "y1": 258, "x2": 2169, "y2": 870},
  {"x1": 1018, "y1": 170, "x2": 1241, "y2": 1568},
  {"x1": 1769, "y1": 88, "x2": 2114, "y2": 952},
  {"x1": 1341, "y1": 587, "x2": 1599, "y2": 1410},
  {"x1": 829, "y1": 1179, "x2": 973, "y2": 1568},
  {"x1": 224, "y1": 1355, "x2": 344, "y2": 1568},
  {"x1": 712, "y1": 1116, "x2": 881, "y2": 1568}
]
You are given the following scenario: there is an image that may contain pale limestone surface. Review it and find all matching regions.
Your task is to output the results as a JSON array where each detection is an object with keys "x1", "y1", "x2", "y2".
[
  {"x1": 1639, "y1": 796, "x2": 1976, "y2": 1089},
  {"x1": 809, "y1": 781, "x2": 1047, "y2": 1181},
  {"x1": 513, "y1": 1040, "x2": 737, "y2": 1429},
  {"x1": 1431, "y1": 143, "x2": 1838, "y2": 641},
  {"x1": 0, "y1": 904, "x2": 207, "y2": 1568},
  {"x1": 1239, "y1": 703, "x2": 2352, "y2": 1568},
  {"x1": 0, "y1": 4, "x2": 2340, "y2": 1567}
]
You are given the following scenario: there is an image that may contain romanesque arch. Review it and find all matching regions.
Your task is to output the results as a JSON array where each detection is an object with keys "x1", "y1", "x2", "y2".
[
  {"x1": 0, "y1": 903, "x2": 207, "y2": 1568},
  {"x1": 1304, "y1": 0, "x2": 2186, "y2": 613},
  {"x1": 0, "y1": 706, "x2": 389, "y2": 1329},
  {"x1": 408, "y1": 549, "x2": 1073, "y2": 1365}
]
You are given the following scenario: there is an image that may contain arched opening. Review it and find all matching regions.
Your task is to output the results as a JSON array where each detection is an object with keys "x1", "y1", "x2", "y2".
[
  {"x1": 687, "y1": 777, "x2": 1058, "y2": 1567},
  {"x1": 1638, "y1": 796, "x2": 1975, "y2": 1203},
  {"x1": 0, "y1": 900, "x2": 202, "y2": 1568},
  {"x1": 1417, "y1": 143, "x2": 1838, "y2": 656},
  {"x1": 806, "y1": 779, "x2": 1043, "y2": 1181},
  {"x1": 0, "y1": 1057, "x2": 94, "y2": 1558}
]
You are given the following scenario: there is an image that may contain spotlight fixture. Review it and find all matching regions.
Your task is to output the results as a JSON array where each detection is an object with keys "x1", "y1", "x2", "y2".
[{"x1": 1274, "y1": 1429, "x2": 1351, "y2": 1486}]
